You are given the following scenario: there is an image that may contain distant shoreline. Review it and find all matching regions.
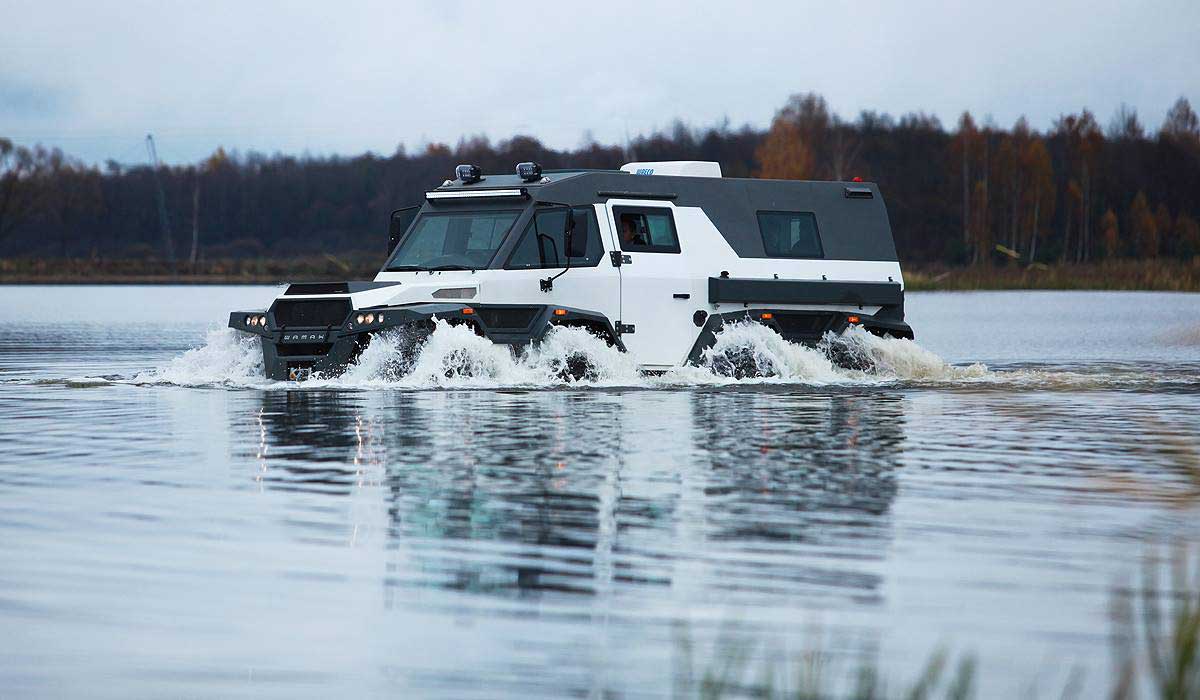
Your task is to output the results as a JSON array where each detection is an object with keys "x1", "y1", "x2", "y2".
[{"x1": 2, "y1": 259, "x2": 1198, "y2": 291}]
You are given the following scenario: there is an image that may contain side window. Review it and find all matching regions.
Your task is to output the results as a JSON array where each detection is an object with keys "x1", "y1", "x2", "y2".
[
  {"x1": 756, "y1": 211, "x2": 823, "y2": 258},
  {"x1": 613, "y1": 206, "x2": 680, "y2": 253},
  {"x1": 505, "y1": 207, "x2": 604, "y2": 269}
]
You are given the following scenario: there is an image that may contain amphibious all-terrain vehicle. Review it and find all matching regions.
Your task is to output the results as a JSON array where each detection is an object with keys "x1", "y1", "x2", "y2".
[{"x1": 230, "y1": 161, "x2": 913, "y2": 380}]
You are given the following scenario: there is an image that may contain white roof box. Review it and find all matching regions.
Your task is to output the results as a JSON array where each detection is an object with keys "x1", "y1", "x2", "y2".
[{"x1": 620, "y1": 161, "x2": 722, "y2": 178}]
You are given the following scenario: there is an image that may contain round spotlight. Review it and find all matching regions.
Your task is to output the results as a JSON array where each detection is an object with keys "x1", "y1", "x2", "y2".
[
  {"x1": 455, "y1": 164, "x2": 482, "y2": 184},
  {"x1": 244, "y1": 315, "x2": 252, "y2": 326},
  {"x1": 258, "y1": 316, "x2": 267, "y2": 326},
  {"x1": 365, "y1": 313, "x2": 375, "y2": 324},
  {"x1": 516, "y1": 161, "x2": 542, "y2": 182},
  {"x1": 356, "y1": 314, "x2": 365, "y2": 324}
]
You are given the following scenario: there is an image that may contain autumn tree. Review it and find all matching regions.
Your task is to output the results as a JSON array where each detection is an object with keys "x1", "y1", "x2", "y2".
[
  {"x1": 970, "y1": 180, "x2": 991, "y2": 264},
  {"x1": 1154, "y1": 203, "x2": 1173, "y2": 257},
  {"x1": 755, "y1": 93, "x2": 831, "y2": 180},
  {"x1": 950, "y1": 112, "x2": 980, "y2": 253},
  {"x1": 1106, "y1": 104, "x2": 1144, "y2": 140},
  {"x1": 1161, "y1": 97, "x2": 1200, "y2": 143},
  {"x1": 1052, "y1": 111, "x2": 1104, "y2": 261},
  {"x1": 1022, "y1": 139, "x2": 1055, "y2": 262},
  {"x1": 1099, "y1": 208, "x2": 1120, "y2": 259},
  {"x1": 1130, "y1": 192, "x2": 1158, "y2": 258},
  {"x1": 1061, "y1": 179, "x2": 1082, "y2": 264},
  {"x1": 756, "y1": 119, "x2": 813, "y2": 180},
  {"x1": 1176, "y1": 214, "x2": 1200, "y2": 260},
  {"x1": 0, "y1": 138, "x2": 48, "y2": 242}
]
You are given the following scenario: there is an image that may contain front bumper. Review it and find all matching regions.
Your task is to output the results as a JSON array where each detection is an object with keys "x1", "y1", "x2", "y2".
[{"x1": 229, "y1": 302, "x2": 621, "y2": 381}]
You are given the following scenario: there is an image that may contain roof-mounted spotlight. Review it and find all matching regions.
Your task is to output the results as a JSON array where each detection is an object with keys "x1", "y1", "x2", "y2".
[
  {"x1": 516, "y1": 161, "x2": 542, "y2": 182},
  {"x1": 455, "y1": 164, "x2": 483, "y2": 184}
]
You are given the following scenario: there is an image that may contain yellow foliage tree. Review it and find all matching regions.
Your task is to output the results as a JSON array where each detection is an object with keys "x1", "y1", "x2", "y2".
[
  {"x1": 1130, "y1": 192, "x2": 1158, "y2": 258},
  {"x1": 756, "y1": 119, "x2": 814, "y2": 180}
]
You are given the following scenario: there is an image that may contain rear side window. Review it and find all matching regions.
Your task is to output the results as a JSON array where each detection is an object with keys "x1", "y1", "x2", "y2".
[
  {"x1": 613, "y1": 206, "x2": 680, "y2": 253},
  {"x1": 505, "y1": 207, "x2": 604, "y2": 269},
  {"x1": 757, "y1": 211, "x2": 823, "y2": 258}
]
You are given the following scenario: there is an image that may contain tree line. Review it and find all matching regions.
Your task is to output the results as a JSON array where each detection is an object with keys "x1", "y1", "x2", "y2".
[{"x1": 2, "y1": 93, "x2": 1198, "y2": 267}]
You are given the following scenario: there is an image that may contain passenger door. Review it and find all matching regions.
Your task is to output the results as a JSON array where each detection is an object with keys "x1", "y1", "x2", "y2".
[
  {"x1": 486, "y1": 205, "x2": 621, "y2": 331},
  {"x1": 605, "y1": 201, "x2": 698, "y2": 369}
]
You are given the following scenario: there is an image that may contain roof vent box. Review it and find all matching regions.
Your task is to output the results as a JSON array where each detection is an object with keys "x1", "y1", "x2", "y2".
[{"x1": 620, "y1": 161, "x2": 722, "y2": 178}]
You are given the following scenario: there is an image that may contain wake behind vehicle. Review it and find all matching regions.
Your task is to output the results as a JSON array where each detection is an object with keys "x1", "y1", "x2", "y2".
[{"x1": 230, "y1": 161, "x2": 914, "y2": 380}]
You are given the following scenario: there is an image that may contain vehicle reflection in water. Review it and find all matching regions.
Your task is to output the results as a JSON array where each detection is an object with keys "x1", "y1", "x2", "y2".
[{"x1": 247, "y1": 388, "x2": 905, "y2": 612}]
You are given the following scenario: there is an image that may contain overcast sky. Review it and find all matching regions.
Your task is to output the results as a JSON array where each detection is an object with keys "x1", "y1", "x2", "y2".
[{"x1": 3, "y1": 0, "x2": 1198, "y2": 165}]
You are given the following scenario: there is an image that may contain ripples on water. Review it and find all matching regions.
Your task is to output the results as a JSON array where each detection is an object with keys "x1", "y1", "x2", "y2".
[{"x1": 0, "y1": 287, "x2": 1198, "y2": 698}]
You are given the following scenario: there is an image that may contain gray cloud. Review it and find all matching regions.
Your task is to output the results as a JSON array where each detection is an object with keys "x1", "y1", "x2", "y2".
[{"x1": 1, "y1": 0, "x2": 1197, "y2": 164}]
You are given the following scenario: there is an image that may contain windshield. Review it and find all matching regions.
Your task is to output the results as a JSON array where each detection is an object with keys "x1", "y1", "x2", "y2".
[{"x1": 384, "y1": 210, "x2": 521, "y2": 270}]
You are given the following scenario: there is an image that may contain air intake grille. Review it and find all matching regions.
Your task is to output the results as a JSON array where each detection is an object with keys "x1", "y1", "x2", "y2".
[
  {"x1": 285, "y1": 283, "x2": 349, "y2": 295},
  {"x1": 478, "y1": 307, "x2": 539, "y2": 331},
  {"x1": 273, "y1": 299, "x2": 351, "y2": 327}
]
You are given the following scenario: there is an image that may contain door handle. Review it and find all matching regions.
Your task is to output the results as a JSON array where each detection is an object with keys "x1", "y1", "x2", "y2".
[{"x1": 673, "y1": 293, "x2": 690, "y2": 299}]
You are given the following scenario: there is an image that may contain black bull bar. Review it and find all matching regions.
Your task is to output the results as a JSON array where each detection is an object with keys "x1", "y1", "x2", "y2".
[{"x1": 228, "y1": 302, "x2": 622, "y2": 381}]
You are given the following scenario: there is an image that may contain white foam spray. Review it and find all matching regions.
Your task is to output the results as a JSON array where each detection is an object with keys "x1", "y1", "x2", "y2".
[
  {"x1": 133, "y1": 318, "x2": 994, "y2": 390},
  {"x1": 135, "y1": 328, "x2": 265, "y2": 387},
  {"x1": 334, "y1": 320, "x2": 642, "y2": 388}
]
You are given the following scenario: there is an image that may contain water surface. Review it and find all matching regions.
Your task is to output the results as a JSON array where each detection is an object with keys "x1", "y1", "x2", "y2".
[{"x1": 1, "y1": 287, "x2": 1198, "y2": 698}]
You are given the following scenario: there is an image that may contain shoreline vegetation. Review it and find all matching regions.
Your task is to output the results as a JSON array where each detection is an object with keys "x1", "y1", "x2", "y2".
[
  {"x1": 3, "y1": 93, "x2": 1199, "y2": 285},
  {"x1": 3, "y1": 257, "x2": 1198, "y2": 291}
]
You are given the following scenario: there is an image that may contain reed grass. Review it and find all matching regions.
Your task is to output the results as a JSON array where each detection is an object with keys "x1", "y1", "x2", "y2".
[
  {"x1": 905, "y1": 260, "x2": 1200, "y2": 292},
  {"x1": 677, "y1": 548, "x2": 1199, "y2": 699}
]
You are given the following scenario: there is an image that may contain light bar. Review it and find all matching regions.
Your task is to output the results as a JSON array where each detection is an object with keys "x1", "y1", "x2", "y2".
[{"x1": 425, "y1": 189, "x2": 526, "y2": 200}]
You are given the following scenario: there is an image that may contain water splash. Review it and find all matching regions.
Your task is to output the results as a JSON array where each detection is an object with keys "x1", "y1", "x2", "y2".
[
  {"x1": 134, "y1": 328, "x2": 265, "y2": 387},
  {"x1": 824, "y1": 326, "x2": 989, "y2": 381},
  {"x1": 338, "y1": 320, "x2": 641, "y2": 387},
  {"x1": 130, "y1": 318, "x2": 1000, "y2": 390},
  {"x1": 682, "y1": 322, "x2": 987, "y2": 384}
]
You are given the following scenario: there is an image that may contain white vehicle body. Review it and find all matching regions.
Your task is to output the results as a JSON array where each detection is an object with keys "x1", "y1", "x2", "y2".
[{"x1": 230, "y1": 161, "x2": 911, "y2": 380}]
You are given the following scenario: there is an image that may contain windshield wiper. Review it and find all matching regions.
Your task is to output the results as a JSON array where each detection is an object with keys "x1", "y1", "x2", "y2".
[{"x1": 386, "y1": 264, "x2": 473, "y2": 272}]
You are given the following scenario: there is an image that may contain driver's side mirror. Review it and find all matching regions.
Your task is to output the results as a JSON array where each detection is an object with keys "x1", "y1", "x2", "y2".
[{"x1": 564, "y1": 209, "x2": 588, "y2": 258}]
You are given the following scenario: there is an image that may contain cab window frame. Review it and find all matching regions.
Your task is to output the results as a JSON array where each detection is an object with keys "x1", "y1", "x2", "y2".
[
  {"x1": 612, "y1": 206, "x2": 681, "y2": 254},
  {"x1": 503, "y1": 206, "x2": 605, "y2": 270},
  {"x1": 755, "y1": 210, "x2": 824, "y2": 259}
]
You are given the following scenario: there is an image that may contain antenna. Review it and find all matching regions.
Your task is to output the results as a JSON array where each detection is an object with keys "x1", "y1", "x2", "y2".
[{"x1": 145, "y1": 134, "x2": 175, "y2": 263}]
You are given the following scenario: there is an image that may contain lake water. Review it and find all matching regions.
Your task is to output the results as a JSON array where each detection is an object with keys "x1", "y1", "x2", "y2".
[{"x1": 1, "y1": 286, "x2": 1198, "y2": 698}]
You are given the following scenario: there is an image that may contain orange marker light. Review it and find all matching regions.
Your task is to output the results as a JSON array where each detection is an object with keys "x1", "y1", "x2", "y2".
[
  {"x1": 462, "y1": 307, "x2": 474, "y2": 315},
  {"x1": 847, "y1": 315, "x2": 860, "y2": 324},
  {"x1": 760, "y1": 313, "x2": 773, "y2": 320},
  {"x1": 553, "y1": 308, "x2": 568, "y2": 316}
]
